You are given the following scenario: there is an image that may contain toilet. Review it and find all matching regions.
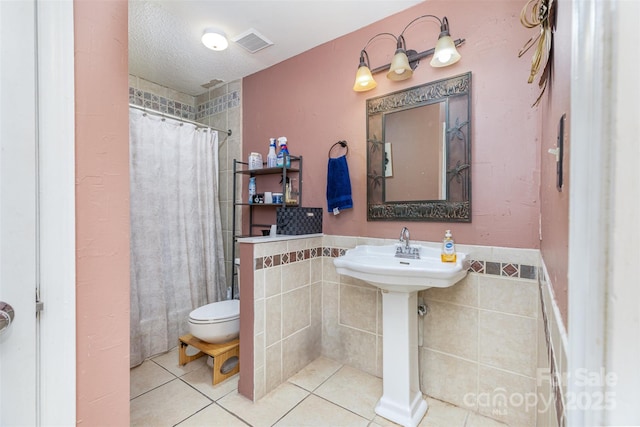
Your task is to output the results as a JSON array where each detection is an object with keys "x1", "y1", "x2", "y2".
[{"x1": 187, "y1": 299, "x2": 240, "y2": 344}]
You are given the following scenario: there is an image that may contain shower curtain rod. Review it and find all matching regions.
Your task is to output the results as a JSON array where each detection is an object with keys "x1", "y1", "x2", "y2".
[{"x1": 129, "y1": 103, "x2": 232, "y2": 137}]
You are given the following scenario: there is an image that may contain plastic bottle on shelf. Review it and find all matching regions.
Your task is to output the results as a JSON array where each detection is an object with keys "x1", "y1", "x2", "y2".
[
  {"x1": 266, "y1": 138, "x2": 278, "y2": 168},
  {"x1": 248, "y1": 152, "x2": 262, "y2": 170},
  {"x1": 276, "y1": 136, "x2": 290, "y2": 168},
  {"x1": 286, "y1": 177, "x2": 299, "y2": 205},
  {"x1": 285, "y1": 177, "x2": 291, "y2": 205},
  {"x1": 248, "y1": 177, "x2": 256, "y2": 204}
]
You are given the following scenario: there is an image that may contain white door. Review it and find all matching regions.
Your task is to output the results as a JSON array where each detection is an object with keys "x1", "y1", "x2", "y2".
[
  {"x1": 0, "y1": 0, "x2": 38, "y2": 424},
  {"x1": 1, "y1": 1, "x2": 75, "y2": 424}
]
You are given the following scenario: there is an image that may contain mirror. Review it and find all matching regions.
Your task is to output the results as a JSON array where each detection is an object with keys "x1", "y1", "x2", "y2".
[
  {"x1": 367, "y1": 72, "x2": 471, "y2": 222},
  {"x1": 384, "y1": 102, "x2": 447, "y2": 201}
]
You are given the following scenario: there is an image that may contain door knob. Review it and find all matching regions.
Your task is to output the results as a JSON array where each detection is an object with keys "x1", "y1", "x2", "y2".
[{"x1": 0, "y1": 302, "x2": 15, "y2": 335}]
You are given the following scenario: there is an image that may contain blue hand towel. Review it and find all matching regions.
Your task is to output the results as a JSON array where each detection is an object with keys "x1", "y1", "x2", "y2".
[{"x1": 326, "y1": 155, "x2": 353, "y2": 213}]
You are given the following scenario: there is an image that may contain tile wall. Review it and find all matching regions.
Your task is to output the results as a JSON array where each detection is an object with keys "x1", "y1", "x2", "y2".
[
  {"x1": 320, "y1": 236, "x2": 385, "y2": 378},
  {"x1": 128, "y1": 75, "x2": 197, "y2": 119},
  {"x1": 244, "y1": 234, "x2": 564, "y2": 427},
  {"x1": 250, "y1": 236, "x2": 324, "y2": 399},
  {"x1": 421, "y1": 271, "x2": 539, "y2": 426},
  {"x1": 128, "y1": 76, "x2": 242, "y2": 293},
  {"x1": 536, "y1": 259, "x2": 568, "y2": 427}
]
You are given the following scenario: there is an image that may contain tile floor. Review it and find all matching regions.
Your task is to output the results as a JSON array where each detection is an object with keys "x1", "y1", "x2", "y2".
[{"x1": 131, "y1": 350, "x2": 508, "y2": 427}]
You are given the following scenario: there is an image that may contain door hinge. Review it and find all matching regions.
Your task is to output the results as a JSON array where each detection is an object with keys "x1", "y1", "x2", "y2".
[{"x1": 35, "y1": 290, "x2": 44, "y2": 313}]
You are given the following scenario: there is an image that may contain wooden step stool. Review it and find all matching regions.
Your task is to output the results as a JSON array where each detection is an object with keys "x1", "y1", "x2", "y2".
[{"x1": 178, "y1": 334, "x2": 240, "y2": 386}]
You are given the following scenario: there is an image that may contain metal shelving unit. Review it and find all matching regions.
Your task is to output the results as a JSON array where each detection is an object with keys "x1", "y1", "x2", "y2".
[{"x1": 230, "y1": 156, "x2": 303, "y2": 296}]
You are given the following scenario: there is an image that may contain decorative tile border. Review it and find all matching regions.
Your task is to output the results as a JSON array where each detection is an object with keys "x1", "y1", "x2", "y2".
[
  {"x1": 255, "y1": 247, "x2": 327, "y2": 269},
  {"x1": 195, "y1": 90, "x2": 240, "y2": 120},
  {"x1": 255, "y1": 247, "x2": 352, "y2": 270},
  {"x1": 128, "y1": 87, "x2": 196, "y2": 120},
  {"x1": 128, "y1": 86, "x2": 240, "y2": 123},
  {"x1": 468, "y1": 259, "x2": 537, "y2": 280},
  {"x1": 254, "y1": 246, "x2": 537, "y2": 280}
]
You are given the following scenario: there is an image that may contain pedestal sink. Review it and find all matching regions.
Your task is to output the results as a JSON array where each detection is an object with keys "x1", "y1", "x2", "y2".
[{"x1": 334, "y1": 244, "x2": 469, "y2": 427}]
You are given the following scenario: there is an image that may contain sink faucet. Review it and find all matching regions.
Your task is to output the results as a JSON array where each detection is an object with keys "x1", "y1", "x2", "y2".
[
  {"x1": 396, "y1": 227, "x2": 419, "y2": 259},
  {"x1": 399, "y1": 227, "x2": 410, "y2": 250}
]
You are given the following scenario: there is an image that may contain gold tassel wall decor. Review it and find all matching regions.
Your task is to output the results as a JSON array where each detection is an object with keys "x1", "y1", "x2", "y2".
[{"x1": 518, "y1": 0, "x2": 556, "y2": 107}]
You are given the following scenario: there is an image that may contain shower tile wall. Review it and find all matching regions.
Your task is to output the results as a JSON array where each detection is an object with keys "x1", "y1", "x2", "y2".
[
  {"x1": 128, "y1": 75, "x2": 197, "y2": 119},
  {"x1": 128, "y1": 76, "x2": 243, "y2": 292}
]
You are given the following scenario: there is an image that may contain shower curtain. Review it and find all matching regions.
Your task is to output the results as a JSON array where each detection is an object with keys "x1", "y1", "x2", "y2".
[{"x1": 129, "y1": 108, "x2": 226, "y2": 367}]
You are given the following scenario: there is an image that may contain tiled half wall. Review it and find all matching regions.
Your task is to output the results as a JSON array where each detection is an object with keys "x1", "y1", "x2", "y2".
[{"x1": 241, "y1": 235, "x2": 567, "y2": 427}]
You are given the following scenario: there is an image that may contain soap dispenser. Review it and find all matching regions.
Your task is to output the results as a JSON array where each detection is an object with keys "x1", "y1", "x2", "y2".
[{"x1": 441, "y1": 230, "x2": 457, "y2": 263}]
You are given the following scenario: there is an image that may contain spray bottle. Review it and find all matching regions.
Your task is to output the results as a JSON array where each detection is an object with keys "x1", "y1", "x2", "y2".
[
  {"x1": 266, "y1": 138, "x2": 278, "y2": 168},
  {"x1": 276, "y1": 136, "x2": 290, "y2": 168}
]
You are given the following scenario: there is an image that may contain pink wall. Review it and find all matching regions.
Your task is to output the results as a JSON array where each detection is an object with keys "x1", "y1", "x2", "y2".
[
  {"x1": 74, "y1": 0, "x2": 130, "y2": 424},
  {"x1": 538, "y1": 0, "x2": 571, "y2": 325},
  {"x1": 243, "y1": 1, "x2": 541, "y2": 248}
]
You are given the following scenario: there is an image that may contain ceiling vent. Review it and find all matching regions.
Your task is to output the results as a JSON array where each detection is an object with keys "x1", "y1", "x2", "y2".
[
  {"x1": 231, "y1": 28, "x2": 273, "y2": 54},
  {"x1": 201, "y1": 79, "x2": 224, "y2": 89}
]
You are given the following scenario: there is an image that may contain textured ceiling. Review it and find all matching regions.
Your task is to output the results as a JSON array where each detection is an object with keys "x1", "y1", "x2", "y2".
[{"x1": 129, "y1": 0, "x2": 423, "y2": 96}]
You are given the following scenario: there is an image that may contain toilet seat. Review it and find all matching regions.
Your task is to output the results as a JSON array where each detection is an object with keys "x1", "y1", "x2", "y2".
[{"x1": 188, "y1": 299, "x2": 239, "y2": 324}]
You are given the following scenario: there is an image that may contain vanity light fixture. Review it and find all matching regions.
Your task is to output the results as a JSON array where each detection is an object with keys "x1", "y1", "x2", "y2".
[
  {"x1": 353, "y1": 50, "x2": 378, "y2": 91},
  {"x1": 387, "y1": 35, "x2": 413, "y2": 81},
  {"x1": 352, "y1": 15, "x2": 464, "y2": 92},
  {"x1": 420, "y1": 16, "x2": 462, "y2": 67},
  {"x1": 353, "y1": 32, "x2": 397, "y2": 92},
  {"x1": 202, "y1": 28, "x2": 228, "y2": 51}
]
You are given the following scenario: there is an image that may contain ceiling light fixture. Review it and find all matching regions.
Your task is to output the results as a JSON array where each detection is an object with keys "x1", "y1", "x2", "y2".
[
  {"x1": 202, "y1": 28, "x2": 228, "y2": 51},
  {"x1": 352, "y1": 15, "x2": 464, "y2": 92}
]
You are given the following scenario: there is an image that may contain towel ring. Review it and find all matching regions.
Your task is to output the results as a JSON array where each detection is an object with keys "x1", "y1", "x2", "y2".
[{"x1": 328, "y1": 140, "x2": 348, "y2": 158}]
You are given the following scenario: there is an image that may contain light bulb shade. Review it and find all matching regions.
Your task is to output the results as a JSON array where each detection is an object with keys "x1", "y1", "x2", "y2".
[
  {"x1": 353, "y1": 65, "x2": 377, "y2": 92},
  {"x1": 430, "y1": 35, "x2": 461, "y2": 67},
  {"x1": 386, "y1": 49, "x2": 413, "y2": 81},
  {"x1": 202, "y1": 28, "x2": 228, "y2": 51}
]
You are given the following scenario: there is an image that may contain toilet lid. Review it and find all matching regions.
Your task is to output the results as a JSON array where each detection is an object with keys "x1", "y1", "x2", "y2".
[{"x1": 189, "y1": 299, "x2": 239, "y2": 322}]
